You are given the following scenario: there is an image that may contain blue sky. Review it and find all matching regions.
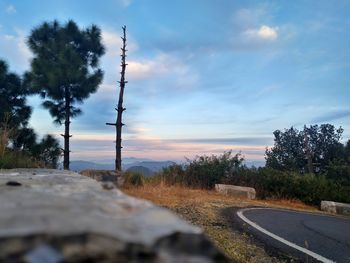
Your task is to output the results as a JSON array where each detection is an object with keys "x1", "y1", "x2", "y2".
[{"x1": 1, "y1": 0, "x2": 349, "y2": 163}]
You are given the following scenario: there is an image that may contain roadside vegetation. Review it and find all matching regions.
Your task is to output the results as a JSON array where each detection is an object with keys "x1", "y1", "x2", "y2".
[
  {"x1": 121, "y1": 125, "x2": 349, "y2": 261},
  {"x1": 123, "y1": 183, "x2": 316, "y2": 262},
  {"x1": 121, "y1": 124, "x2": 350, "y2": 261},
  {"x1": 124, "y1": 124, "x2": 350, "y2": 205}
]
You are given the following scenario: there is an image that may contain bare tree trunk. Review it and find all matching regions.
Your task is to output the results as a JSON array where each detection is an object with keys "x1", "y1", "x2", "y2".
[
  {"x1": 107, "y1": 26, "x2": 127, "y2": 172},
  {"x1": 62, "y1": 86, "x2": 71, "y2": 170}
]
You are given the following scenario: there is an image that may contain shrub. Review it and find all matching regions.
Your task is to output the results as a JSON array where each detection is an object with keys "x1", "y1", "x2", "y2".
[
  {"x1": 0, "y1": 150, "x2": 41, "y2": 169},
  {"x1": 324, "y1": 164, "x2": 350, "y2": 186},
  {"x1": 158, "y1": 151, "x2": 244, "y2": 189},
  {"x1": 225, "y1": 167, "x2": 350, "y2": 205},
  {"x1": 123, "y1": 171, "x2": 145, "y2": 188},
  {"x1": 156, "y1": 151, "x2": 350, "y2": 205},
  {"x1": 156, "y1": 164, "x2": 186, "y2": 186}
]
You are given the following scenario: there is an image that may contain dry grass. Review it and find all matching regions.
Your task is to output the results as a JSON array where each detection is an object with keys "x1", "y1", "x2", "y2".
[
  {"x1": 123, "y1": 184, "x2": 315, "y2": 262},
  {"x1": 124, "y1": 183, "x2": 316, "y2": 212},
  {"x1": 0, "y1": 114, "x2": 15, "y2": 158}
]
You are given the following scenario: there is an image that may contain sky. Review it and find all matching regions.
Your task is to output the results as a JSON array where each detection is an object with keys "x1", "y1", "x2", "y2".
[{"x1": 0, "y1": 0, "x2": 349, "y2": 164}]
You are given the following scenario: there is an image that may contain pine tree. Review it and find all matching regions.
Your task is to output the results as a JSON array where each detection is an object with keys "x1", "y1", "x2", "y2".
[
  {"x1": 0, "y1": 60, "x2": 31, "y2": 129},
  {"x1": 27, "y1": 20, "x2": 105, "y2": 169},
  {"x1": 0, "y1": 59, "x2": 32, "y2": 154}
]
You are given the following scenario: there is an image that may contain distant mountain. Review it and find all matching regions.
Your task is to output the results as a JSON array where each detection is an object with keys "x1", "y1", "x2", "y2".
[
  {"x1": 87, "y1": 157, "x2": 153, "y2": 166},
  {"x1": 67, "y1": 159, "x2": 176, "y2": 173},
  {"x1": 125, "y1": 166, "x2": 154, "y2": 177},
  {"x1": 67, "y1": 160, "x2": 114, "y2": 172},
  {"x1": 122, "y1": 157, "x2": 153, "y2": 165},
  {"x1": 124, "y1": 161, "x2": 176, "y2": 172},
  {"x1": 244, "y1": 160, "x2": 265, "y2": 168},
  {"x1": 65, "y1": 159, "x2": 262, "y2": 172}
]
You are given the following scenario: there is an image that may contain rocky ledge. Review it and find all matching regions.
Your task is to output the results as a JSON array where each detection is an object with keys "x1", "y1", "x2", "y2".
[{"x1": 0, "y1": 169, "x2": 229, "y2": 262}]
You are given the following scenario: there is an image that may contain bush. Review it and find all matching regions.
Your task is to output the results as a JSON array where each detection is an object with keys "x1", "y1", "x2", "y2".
[
  {"x1": 225, "y1": 167, "x2": 350, "y2": 205},
  {"x1": 324, "y1": 164, "x2": 350, "y2": 186},
  {"x1": 156, "y1": 164, "x2": 186, "y2": 186},
  {"x1": 0, "y1": 150, "x2": 41, "y2": 169},
  {"x1": 156, "y1": 151, "x2": 350, "y2": 205},
  {"x1": 158, "y1": 151, "x2": 244, "y2": 189},
  {"x1": 123, "y1": 171, "x2": 145, "y2": 188}
]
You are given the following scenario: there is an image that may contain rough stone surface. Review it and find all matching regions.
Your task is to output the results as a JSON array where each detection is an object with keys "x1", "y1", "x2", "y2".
[
  {"x1": 0, "y1": 169, "x2": 229, "y2": 262},
  {"x1": 215, "y1": 184, "x2": 256, "y2": 199},
  {"x1": 321, "y1": 200, "x2": 350, "y2": 216}
]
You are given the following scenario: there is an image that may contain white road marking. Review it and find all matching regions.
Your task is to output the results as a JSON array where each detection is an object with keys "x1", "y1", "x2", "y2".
[{"x1": 237, "y1": 208, "x2": 335, "y2": 263}]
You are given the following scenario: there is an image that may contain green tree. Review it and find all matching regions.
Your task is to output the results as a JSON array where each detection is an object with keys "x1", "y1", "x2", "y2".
[
  {"x1": 304, "y1": 124, "x2": 344, "y2": 173},
  {"x1": 0, "y1": 59, "x2": 32, "y2": 154},
  {"x1": 266, "y1": 124, "x2": 344, "y2": 173},
  {"x1": 32, "y1": 135, "x2": 61, "y2": 168},
  {"x1": 345, "y1": 140, "x2": 350, "y2": 163},
  {"x1": 185, "y1": 151, "x2": 244, "y2": 189},
  {"x1": 26, "y1": 20, "x2": 105, "y2": 169},
  {"x1": 0, "y1": 59, "x2": 61, "y2": 168},
  {"x1": 0, "y1": 60, "x2": 31, "y2": 130},
  {"x1": 265, "y1": 127, "x2": 305, "y2": 172},
  {"x1": 12, "y1": 127, "x2": 37, "y2": 151}
]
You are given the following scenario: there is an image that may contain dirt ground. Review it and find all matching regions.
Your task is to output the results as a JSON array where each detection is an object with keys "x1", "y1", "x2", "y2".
[{"x1": 123, "y1": 184, "x2": 317, "y2": 263}]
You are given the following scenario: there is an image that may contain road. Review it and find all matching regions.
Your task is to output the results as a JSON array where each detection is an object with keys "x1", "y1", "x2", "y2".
[{"x1": 236, "y1": 208, "x2": 350, "y2": 263}]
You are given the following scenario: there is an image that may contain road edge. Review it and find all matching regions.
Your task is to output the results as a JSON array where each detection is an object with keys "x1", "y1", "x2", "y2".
[{"x1": 236, "y1": 207, "x2": 335, "y2": 263}]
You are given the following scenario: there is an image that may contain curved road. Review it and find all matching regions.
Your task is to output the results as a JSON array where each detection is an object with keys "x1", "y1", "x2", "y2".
[{"x1": 236, "y1": 208, "x2": 350, "y2": 262}]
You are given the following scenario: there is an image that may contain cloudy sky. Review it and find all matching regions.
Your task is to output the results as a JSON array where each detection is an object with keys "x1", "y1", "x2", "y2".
[{"x1": 1, "y1": 0, "x2": 349, "y2": 163}]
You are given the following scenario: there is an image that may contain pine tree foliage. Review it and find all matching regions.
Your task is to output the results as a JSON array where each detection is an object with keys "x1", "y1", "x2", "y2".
[
  {"x1": 26, "y1": 20, "x2": 105, "y2": 169},
  {"x1": 0, "y1": 60, "x2": 31, "y2": 129},
  {"x1": 0, "y1": 59, "x2": 61, "y2": 168}
]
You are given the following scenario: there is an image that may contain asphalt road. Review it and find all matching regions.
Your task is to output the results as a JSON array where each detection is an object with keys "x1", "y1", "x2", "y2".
[{"x1": 236, "y1": 208, "x2": 350, "y2": 263}]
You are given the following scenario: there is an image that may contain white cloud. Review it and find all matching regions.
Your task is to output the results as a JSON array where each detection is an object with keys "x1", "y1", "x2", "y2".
[
  {"x1": 0, "y1": 29, "x2": 32, "y2": 72},
  {"x1": 229, "y1": 6, "x2": 288, "y2": 50},
  {"x1": 100, "y1": 28, "x2": 139, "y2": 87},
  {"x1": 5, "y1": 5, "x2": 16, "y2": 14},
  {"x1": 243, "y1": 25, "x2": 278, "y2": 41},
  {"x1": 127, "y1": 53, "x2": 198, "y2": 87},
  {"x1": 100, "y1": 27, "x2": 199, "y2": 89},
  {"x1": 102, "y1": 29, "x2": 138, "y2": 57},
  {"x1": 127, "y1": 61, "x2": 153, "y2": 79},
  {"x1": 257, "y1": 25, "x2": 278, "y2": 40},
  {"x1": 127, "y1": 55, "x2": 169, "y2": 80}
]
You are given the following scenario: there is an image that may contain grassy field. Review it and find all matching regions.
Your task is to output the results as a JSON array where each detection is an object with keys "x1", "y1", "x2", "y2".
[{"x1": 123, "y1": 184, "x2": 317, "y2": 262}]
